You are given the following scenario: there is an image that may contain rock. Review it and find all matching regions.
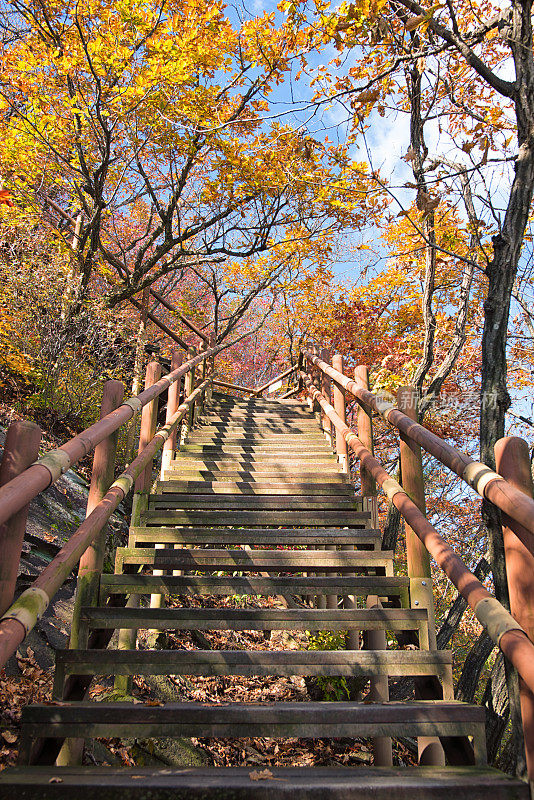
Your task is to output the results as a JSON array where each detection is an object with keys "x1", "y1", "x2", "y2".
[{"x1": 124, "y1": 737, "x2": 210, "y2": 768}]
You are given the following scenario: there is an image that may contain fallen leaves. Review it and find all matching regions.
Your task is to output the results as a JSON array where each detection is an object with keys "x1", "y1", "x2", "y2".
[{"x1": 249, "y1": 768, "x2": 275, "y2": 781}]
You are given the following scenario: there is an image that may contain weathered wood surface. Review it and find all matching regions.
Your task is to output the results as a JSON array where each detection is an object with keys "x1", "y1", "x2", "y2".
[
  {"x1": 163, "y1": 470, "x2": 348, "y2": 482},
  {"x1": 100, "y1": 574, "x2": 410, "y2": 599},
  {"x1": 81, "y1": 606, "x2": 429, "y2": 634},
  {"x1": 148, "y1": 494, "x2": 363, "y2": 509},
  {"x1": 115, "y1": 547, "x2": 393, "y2": 573},
  {"x1": 0, "y1": 766, "x2": 526, "y2": 800},
  {"x1": 141, "y1": 510, "x2": 371, "y2": 526},
  {"x1": 128, "y1": 526, "x2": 381, "y2": 547},
  {"x1": 53, "y1": 650, "x2": 454, "y2": 688},
  {"x1": 154, "y1": 480, "x2": 356, "y2": 495}
]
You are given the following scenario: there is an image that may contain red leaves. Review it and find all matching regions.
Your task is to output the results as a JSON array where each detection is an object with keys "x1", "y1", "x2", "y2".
[{"x1": 0, "y1": 190, "x2": 14, "y2": 207}]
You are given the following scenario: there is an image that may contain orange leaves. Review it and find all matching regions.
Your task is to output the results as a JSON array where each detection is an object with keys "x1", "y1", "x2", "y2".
[{"x1": 0, "y1": 190, "x2": 13, "y2": 207}]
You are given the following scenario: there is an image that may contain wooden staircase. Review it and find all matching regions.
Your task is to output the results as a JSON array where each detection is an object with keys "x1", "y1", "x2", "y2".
[{"x1": 0, "y1": 393, "x2": 527, "y2": 798}]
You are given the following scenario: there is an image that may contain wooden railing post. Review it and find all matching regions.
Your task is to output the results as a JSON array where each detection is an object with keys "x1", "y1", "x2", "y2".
[
  {"x1": 116, "y1": 361, "x2": 161, "y2": 693},
  {"x1": 494, "y1": 436, "x2": 534, "y2": 784},
  {"x1": 365, "y1": 595, "x2": 393, "y2": 765},
  {"x1": 0, "y1": 422, "x2": 42, "y2": 616},
  {"x1": 161, "y1": 351, "x2": 183, "y2": 480},
  {"x1": 205, "y1": 333, "x2": 216, "y2": 407},
  {"x1": 318, "y1": 348, "x2": 336, "y2": 610},
  {"x1": 60, "y1": 380, "x2": 124, "y2": 765},
  {"x1": 180, "y1": 346, "x2": 196, "y2": 445},
  {"x1": 355, "y1": 366, "x2": 378, "y2": 528},
  {"x1": 397, "y1": 385, "x2": 442, "y2": 766},
  {"x1": 330, "y1": 355, "x2": 356, "y2": 645},
  {"x1": 320, "y1": 348, "x2": 332, "y2": 444},
  {"x1": 70, "y1": 380, "x2": 125, "y2": 649},
  {"x1": 196, "y1": 339, "x2": 209, "y2": 421},
  {"x1": 332, "y1": 355, "x2": 349, "y2": 476},
  {"x1": 311, "y1": 344, "x2": 321, "y2": 414}
]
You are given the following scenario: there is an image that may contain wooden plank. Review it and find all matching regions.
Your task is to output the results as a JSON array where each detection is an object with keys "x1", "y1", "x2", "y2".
[
  {"x1": 128, "y1": 527, "x2": 381, "y2": 547},
  {"x1": 163, "y1": 470, "x2": 347, "y2": 480},
  {"x1": 81, "y1": 606, "x2": 429, "y2": 634},
  {"x1": 100, "y1": 574, "x2": 409, "y2": 599},
  {"x1": 154, "y1": 481, "x2": 356, "y2": 495},
  {"x1": 21, "y1": 700, "x2": 481, "y2": 726},
  {"x1": 172, "y1": 452, "x2": 338, "y2": 461},
  {"x1": 162, "y1": 471, "x2": 349, "y2": 483},
  {"x1": 115, "y1": 547, "x2": 393, "y2": 573},
  {"x1": 140, "y1": 510, "x2": 371, "y2": 526},
  {"x1": 148, "y1": 495, "x2": 363, "y2": 510},
  {"x1": 53, "y1": 649, "x2": 454, "y2": 683},
  {"x1": 189, "y1": 432, "x2": 327, "y2": 439},
  {"x1": 0, "y1": 766, "x2": 526, "y2": 799},
  {"x1": 181, "y1": 445, "x2": 334, "y2": 453}
]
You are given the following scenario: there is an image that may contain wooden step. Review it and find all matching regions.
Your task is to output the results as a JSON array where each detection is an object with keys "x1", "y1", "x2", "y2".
[
  {"x1": 140, "y1": 510, "x2": 371, "y2": 527},
  {"x1": 173, "y1": 452, "x2": 337, "y2": 461},
  {"x1": 115, "y1": 547, "x2": 393, "y2": 574},
  {"x1": 52, "y1": 652, "x2": 454, "y2": 695},
  {"x1": 204, "y1": 412, "x2": 317, "y2": 423},
  {"x1": 154, "y1": 480, "x2": 355, "y2": 495},
  {"x1": 19, "y1": 701, "x2": 482, "y2": 752},
  {"x1": 148, "y1": 495, "x2": 362, "y2": 510},
  {"x1": 163, "y1": 470, "x2": 349, "y2": 483},
  {"x1": 181, "y1": 444, "x2": 333, "y2": 454},
  {"x1": 168, "y1": 462, "x2": 342, "y2": 473},
  {"x1": 128, "y1": 526, "x2": 381, "y2": 547},
  {"x1": 2, "y1": 765, "x2": 525, "y2": 799},
  {"x1": 81, "y1": 606, "x2": 430, "y2": 645},
  {"x1": 195, "y1": 423, "x2": 321, "y2": 433},
  {"x1": 163, "y1": 469, "x2": 347, "y2": 481},
  {"x1": 191, "y1": 429, "x2": 324, "y2": 438},
  {"x1": 100, "y1": 574, "x2": 409, "y2": 602}
]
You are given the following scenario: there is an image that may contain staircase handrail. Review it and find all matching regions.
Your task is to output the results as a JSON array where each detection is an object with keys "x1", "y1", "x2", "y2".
[
  {"x1": 301, "y1": 348, "x2": 534, "y2": 546},
  {"x1": 300, "y1": 368, "x2": 534, "y2": 697},
  {"x1": 0, "y1": 379, "x2": 211, "y2": 670},
  {"x1": 0, "y1": 329, "x2": 252, "y2": 530}
]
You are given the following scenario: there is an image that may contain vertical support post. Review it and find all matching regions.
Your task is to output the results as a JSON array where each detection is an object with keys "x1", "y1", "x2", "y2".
[
  {"x1": 320, "y1": 348, "x2": 332, "y2": 443},
  {"x1": 332, "y1": 355, "x2": 349, "y2": 476},
  {"x1": 180, "y1": 347, "x2": 196, "y2": 445},
  {"x1": 365, "y1": 595, "x2": 393, "y2": 765},
  {"x1": 205, "y1": 333, "x2": 216, "y2": 407},
  {"x1": 330, "y1": 355, "x2": 355, "y2": 641},
  {"x1": 116, "y1": 361, "x2": 161, "y2": 693},
  {"x1": 70, "y1": 380, "x2": 125, "y2": 648},
  {"x1": 311, "y1": 344, "x2": 321, "y2": 414},
  {"x1": 494, "y1": 436, "x2": 534, "y2": 784},
  {"x1": 0, "y1": 422, "x2": 42, "y2": 616},
  {"x1": 319, "y1": 348, "x2": 336, "y2": 610},
  {"x1": 355, "y1": 366, "x2": 378, "y2": 529},
  {"x1": 195, "y1": 340, "x2": 209, "y2": 422},
  {"x1": 59, "y1": 380, "x2": 124, "y2": 766},
  {"x1": 126, "y1": 285, "x2": 150, "y2": 463},
  {"x1": 303, "y1": 344, "x2": 314, "y2": 411},
  {"x1": 161, "y1": 351, "x2": 183, "y2": 480},
  {"x1": 397, "y1": 385, "x2": 442, "y2": 766}
]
